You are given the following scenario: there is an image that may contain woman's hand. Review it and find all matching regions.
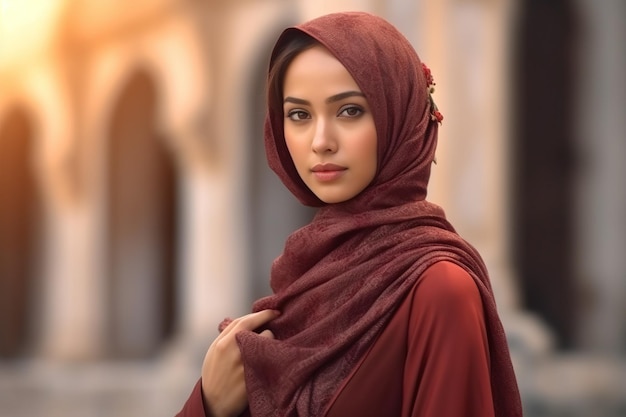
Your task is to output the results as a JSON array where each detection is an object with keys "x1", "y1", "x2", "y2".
[{"x1": 201, "y1": 309, "x2": 279, "y2": 417}]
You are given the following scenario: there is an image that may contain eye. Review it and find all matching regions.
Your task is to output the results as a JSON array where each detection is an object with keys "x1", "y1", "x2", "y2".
[
  {"x1": 286, "y1": 109, "x2": 310, "y2": 121},
  {"x1": 338, "y1": 105, "x2": 364, "y2": 118}
]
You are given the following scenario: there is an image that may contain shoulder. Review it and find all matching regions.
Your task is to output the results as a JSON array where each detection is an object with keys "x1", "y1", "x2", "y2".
[
  {"x1": 417, "y1": 261, "x2": 480, "y2": 301},
  {"x1": 411, "y1": 261, "x2": 484, "y2": 319}
]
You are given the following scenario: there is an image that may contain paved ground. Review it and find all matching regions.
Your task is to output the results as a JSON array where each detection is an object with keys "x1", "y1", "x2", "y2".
[
  {"x1": 1, "y1": 352, "x2": 625, "y2": 417},
  {"x1": 518, "y1": 353, "x2": 626, "y2": 417},
  {"x1": 0, "y1": 357, "x2": 199, "y2": 417}
]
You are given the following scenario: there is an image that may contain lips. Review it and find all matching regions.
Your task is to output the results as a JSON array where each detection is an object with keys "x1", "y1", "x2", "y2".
[
  {"x1": 311, "y1": 163, "x2": 347, "y2": 172},
  {"x1": 311, "y1": 163, "x2": 347, "y2": 182}
]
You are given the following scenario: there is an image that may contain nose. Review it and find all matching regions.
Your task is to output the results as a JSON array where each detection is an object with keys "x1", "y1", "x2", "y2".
[{"x1": 311, "y1": 118, "x2": 337, "y2": 154}]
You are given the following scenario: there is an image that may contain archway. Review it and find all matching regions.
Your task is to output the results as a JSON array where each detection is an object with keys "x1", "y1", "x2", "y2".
[
  {"x1": 0, "y1": 107, "x2": 39, "y2": 357},
  {"x1": 106, "y1": 70, "x2": 178, "y2": 357}
]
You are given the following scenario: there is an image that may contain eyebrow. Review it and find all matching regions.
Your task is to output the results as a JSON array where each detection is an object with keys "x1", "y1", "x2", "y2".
[{"x1": 283, "y1": 90, "x2": 366, "y2": 105}]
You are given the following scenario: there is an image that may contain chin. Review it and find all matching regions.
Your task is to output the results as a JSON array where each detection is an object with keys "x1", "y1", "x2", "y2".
[{"x1": 315, "y1": 193, "x2": 354, "y2": 204}]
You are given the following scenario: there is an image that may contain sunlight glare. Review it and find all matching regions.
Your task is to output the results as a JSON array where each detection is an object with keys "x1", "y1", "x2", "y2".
[{"x1": 0, "y1": 0, "x2": 66, "y2": 67}]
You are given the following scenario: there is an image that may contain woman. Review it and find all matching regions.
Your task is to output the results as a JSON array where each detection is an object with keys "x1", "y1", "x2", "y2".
[{"x1": 177, "y1": 11, "x2": 522, "y2": 417}]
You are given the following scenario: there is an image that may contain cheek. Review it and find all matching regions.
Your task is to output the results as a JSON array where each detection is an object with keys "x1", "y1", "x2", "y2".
[
  {"x1": 284, "y1": 131, "x2": 306, "y2": 167},
  {"x1": 283, "y1": 127, "x2": 296, "y2": 155},
  {"x1": 356, "y1": 126, "x2": 378, "y2": 172}
]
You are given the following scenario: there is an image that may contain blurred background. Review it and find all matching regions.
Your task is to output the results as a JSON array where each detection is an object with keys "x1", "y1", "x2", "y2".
[{"x1": 0, "y1": 0, "x2": 625, "y2": 416}]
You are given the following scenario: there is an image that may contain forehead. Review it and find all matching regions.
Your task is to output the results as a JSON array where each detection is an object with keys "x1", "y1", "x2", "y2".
[{"x1": 283, "y1": 45, "x2": 361, "y2": 95}]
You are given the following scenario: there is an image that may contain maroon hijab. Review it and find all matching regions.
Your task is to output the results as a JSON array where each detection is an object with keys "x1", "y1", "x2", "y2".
[{"x1": 234, "y1": 12, "x2": 522, "y2": 417}]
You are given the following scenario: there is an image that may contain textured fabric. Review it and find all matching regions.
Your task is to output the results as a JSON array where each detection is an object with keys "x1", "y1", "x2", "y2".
[
  {"x1": 175, "y1": 262, "x2": 496, "y2": 417},
  {"x1": 233, "y1": 11, "x2": 521, "y2": 417}
]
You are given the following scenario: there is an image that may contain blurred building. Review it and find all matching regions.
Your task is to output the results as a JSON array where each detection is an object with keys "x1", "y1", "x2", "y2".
[{"x1": 0, "y1": 0, "x2": 625, "y2": 416}]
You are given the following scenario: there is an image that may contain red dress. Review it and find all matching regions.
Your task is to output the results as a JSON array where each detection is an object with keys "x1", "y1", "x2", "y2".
[{"x1": 176, "y1": 261, "x2": 494, "y2": 417}]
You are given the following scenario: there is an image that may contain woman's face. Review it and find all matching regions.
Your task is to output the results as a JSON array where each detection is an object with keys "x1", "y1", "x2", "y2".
[{"x1": 282, "y1": 45, "x2": 377, "y2": 204}]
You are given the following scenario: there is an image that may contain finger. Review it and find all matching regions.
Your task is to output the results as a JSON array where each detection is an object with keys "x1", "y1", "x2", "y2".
[
  {"x1": 232, "y1": 309, "x2": 280, "y2": 332},
  {"x1": 216, "y1": 318, "x2": 239, "y2": 339},
  {"x1": 217, "y1": 317, "x2": 233, "y2": 333},
  {"x1": 258, "y1": 329, "x2": 275, "y2": 339}
]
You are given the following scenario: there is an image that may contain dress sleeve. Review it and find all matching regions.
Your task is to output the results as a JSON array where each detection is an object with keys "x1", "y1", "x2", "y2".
[
  {"x1": 175, "y1": 379, "x2": 252, "y2": 417},
  {"x1": 175, "y1": 379, "x2": 211, "y2": 417},
  {"x1": 403, "y1": 261, "x2": 495, "y2": 417}
]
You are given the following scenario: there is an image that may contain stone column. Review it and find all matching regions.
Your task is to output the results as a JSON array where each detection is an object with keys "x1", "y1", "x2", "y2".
[
  {"x1": 412, "y1": 0, "x2": 520, "y2": 311},
  {"x1": 574, "y1": 0, "x2": 626, "y2": 353},
  {"x1": 35, "y1": 65, "x2": 107, "y2": 360},
  {"x1": 411, "y1": 0, "x2": 554, "y2": 360}
]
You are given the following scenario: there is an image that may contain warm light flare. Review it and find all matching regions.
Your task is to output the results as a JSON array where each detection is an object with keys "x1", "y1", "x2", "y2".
[{"x1": 0, "y1": 0, "x2": 66, "y2": 67}]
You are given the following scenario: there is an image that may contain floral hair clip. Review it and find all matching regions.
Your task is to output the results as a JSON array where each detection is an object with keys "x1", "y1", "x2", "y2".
[{"x1": 422, "y1": 63, "x2": 443, "y2": 124}]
